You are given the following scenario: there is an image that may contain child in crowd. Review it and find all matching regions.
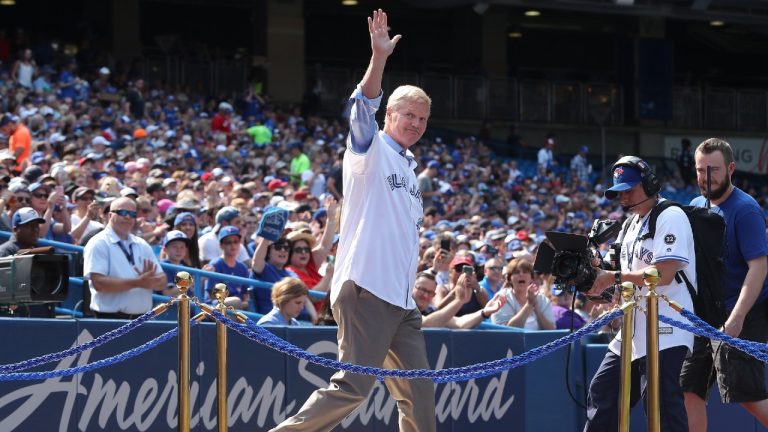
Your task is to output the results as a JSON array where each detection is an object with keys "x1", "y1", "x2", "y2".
[
  {"x1": 257, "y1": 277, "x2": 309, "y2": 326},
  {"x1": 203, "y1": 226, "x2": 249, "y2": 309},
  {"x1": 158, "y1": 230, "x2": 190, "y2": 296}
]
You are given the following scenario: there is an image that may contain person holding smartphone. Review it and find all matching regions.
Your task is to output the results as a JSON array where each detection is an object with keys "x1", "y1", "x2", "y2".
[{"x1": 434, "y1": 254, "x2": 489, "y2": 317}]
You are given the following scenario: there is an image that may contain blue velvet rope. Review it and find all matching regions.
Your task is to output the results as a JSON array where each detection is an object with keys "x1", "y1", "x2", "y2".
[
  {"x1": 0, "y1": 309, "x2": 157, "y2": 373},
  {"x1": 0, "y1": 320, "x2": 196, "y2": 382},
  {"x1": 659, "y1": 309, "x2": 768, "y2": 362},
  {"x1": 208, "y1": 308, "x2": 623, "y2": 383}
]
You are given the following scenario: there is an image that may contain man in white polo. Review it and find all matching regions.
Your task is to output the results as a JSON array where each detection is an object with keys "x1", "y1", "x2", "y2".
[
  {"x1": 272, "y1": 9, "x2": 435, "y2": 432},
  {"x1": 84, "y1": 197, "x2": 166, "y2": 319}
]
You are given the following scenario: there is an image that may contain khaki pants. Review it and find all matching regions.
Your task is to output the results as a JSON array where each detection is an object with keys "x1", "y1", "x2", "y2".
[{"x1": 270, "y1": 280, "x2": 436, "y2": 432}]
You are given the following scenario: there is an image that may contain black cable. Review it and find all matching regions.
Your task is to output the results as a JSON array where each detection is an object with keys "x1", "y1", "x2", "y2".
[{"x1": 564, "y1": 289, "x2": 589, "y2": 410}]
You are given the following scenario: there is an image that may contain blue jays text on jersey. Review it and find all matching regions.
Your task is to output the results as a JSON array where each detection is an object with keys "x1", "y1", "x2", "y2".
[
  {"x1": 620, "y1": 246, "x2": 654, "y2": 266},
  {"x1": 386, "y1": 173, "x2": 423, "y2": 202}
]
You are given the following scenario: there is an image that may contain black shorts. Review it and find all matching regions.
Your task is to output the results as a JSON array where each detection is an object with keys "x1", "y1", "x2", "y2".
[{"x1": 680, "y1": 300, "x2": 768, "y2": 403}]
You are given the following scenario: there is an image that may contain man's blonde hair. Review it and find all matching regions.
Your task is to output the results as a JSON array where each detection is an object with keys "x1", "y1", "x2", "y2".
[{"x1": 386, "y1": 85, "x2": 432, "y2": 113}]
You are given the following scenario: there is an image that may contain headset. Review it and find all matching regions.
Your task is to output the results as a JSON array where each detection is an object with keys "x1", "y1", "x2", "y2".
[{"x1": 611, "y1": 156, "x2": 661, "y2": 197}]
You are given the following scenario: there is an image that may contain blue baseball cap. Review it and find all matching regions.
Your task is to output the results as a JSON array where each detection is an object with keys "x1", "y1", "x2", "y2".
[
  {"x1": 313, "y1": 208, "x2": 327, "y2": 221},
  {"x1": 12, "y1": 207, "x2": 45, "y2": 227},
  {"x1": 174, "y1": 212, "x2": 196, "y2": 226},
  {"x1": 215, "y1": 206, "x2": 240, "y2": 224},
  {"x1": 427, "y1": 160, "x2": 440, "y2": 169},
  {"x1": 218, "y1": 225, "x2": 241, "y2": 242},
  {"x1": 163, "y1": 230, "x2": 190, "y2": 247},
  {"x1": 605, "y1": 165, "x2": 643, "y2": 199},
  {"x1": 0, "y1": 113, "x2": 14, "y2": 128}
]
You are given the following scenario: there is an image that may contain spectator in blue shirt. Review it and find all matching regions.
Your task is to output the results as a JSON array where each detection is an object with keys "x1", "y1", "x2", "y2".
[
  {"x1": 480, "y1": 257, "x2": 504, "y2": 299},
  {"x1": 159, "y1": 230, "x2": 191, "y2": 296},
  {"x1": 250, "y1": 234, "x2": 298, "y2": 313},
  {"x1": 203, "y1": 226, "x2": 250, "y2": 309},
  {"x1": 257, "y1": 277, "x2": 308, "y2": 326}
]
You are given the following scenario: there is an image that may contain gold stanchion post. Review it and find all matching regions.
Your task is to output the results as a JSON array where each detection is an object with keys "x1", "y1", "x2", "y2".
[
  {"x1": 643, "y1": 267, "x2": 661, "y2": 432},
  {"x1": 214, "y1": 283, "x2": 229, "y2": 432},
  {"x1": 175, "y1": 271, "x2": 193, "y2": 432},
  {"x1": 618, "y1": 281, "x2": 636, "y2": 432}
]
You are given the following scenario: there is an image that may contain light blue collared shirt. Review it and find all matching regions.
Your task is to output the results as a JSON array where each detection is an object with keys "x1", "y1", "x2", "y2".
[{"x1": 347, "y1": 85, "x2": 416, "y2": 164}]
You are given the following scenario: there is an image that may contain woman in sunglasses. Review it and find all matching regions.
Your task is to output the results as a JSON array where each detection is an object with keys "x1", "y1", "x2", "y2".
[{"x1": 250, "y1": 233, "x2": 298, "y2": 315}]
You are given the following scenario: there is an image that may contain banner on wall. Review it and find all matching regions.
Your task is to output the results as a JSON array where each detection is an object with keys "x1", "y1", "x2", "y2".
[
  {"x1": 0, "y1": 320, "x2": 558, "y2": 432},
  {"x1": 664, "y1": 135, "x2": 768, "y2": 175}
]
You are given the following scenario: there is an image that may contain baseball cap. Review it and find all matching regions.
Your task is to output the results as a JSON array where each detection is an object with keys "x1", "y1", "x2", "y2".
[
  {"x1": 157, "y1": 199, "x2": 175, "y2": 215},
  {"x1": 293, "y1": 189, "x2": 308, "y2": 201},
  {"x1": 580, "y1": 145, "x2": 589, "y2": 153},
  {"x1": 73, "y1": 187, "x2": 96, "y2": 199},
  {"x1": 313, "y1": 208, "x2": 327, "y2": 221},
  {"x1": 23, "y1": 166, "x2": 45, "y2": 183},
  {"x1": 215, "y1": 206, "x2": 240, "y2": 224},
  {"x1": 267, "y1": 178, "x2": 289, "y2": 191},
  {"x1": 92, "y1": 136, "x2": 110, "y2": 147},
  {"x1": 12, "y1": 207, "x2": 45, "y2": 227},
  {"x1": 604, "y1": 165, "x2": 643, "y2": 199},
  {"x1": 28, "y1": 182, "x2": 49, "y2": 193},
  {"x1": 551, "y1": 285, "x2": 576, "y2": 296},
  {"x1": 120, "y1": 187, "x2": 138, "y2": 198},
  {"x1": 218, "y1": 225, "x2": 241, "y2": 242},
  {"x1": 0, "y1": 113, "x2": 14, "y2": 128},
  {"x1": 450, "y1": 255, "x2": 474, "y2": 268},
  {"x1": 163, "y1": 230, "x2": 190, "y2": 247},
  {"x1": 31, "y1": 151, "x2": 46, "y2": 164},
  {"x1": 427, "y1": 160, "x2": 440, "y2": 169},
  {"x1": 174, "y1": 212, "x2": 196, "y2": 226}
]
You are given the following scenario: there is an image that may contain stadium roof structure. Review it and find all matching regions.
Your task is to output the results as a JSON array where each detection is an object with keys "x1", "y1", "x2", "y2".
[{"x1": 402, "y1": 0, "x2": 768, "y2": 26}]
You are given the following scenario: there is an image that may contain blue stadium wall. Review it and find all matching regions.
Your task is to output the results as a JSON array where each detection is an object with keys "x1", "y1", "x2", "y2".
[{"x1": 0, "y1": 319, "x2": 766, "y2": 431}]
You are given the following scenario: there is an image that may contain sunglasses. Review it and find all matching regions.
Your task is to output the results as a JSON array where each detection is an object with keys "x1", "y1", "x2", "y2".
[
  {"x1": 221, "y1": 239, "x2": 240, "y2": 246},
  {"x1": 33, "y1": 193, "x2": 49, "y2": 199},
  {"x1": 111, "y1": 209, "x2": 138, "y2": 218},
  {"x1": 487, "y1": 266, "x2": 503, "y2": 272},
  {"x1": 415, "y1": 287, "x2": 437, "y2": 297},
  {"x1": 292, "y1": 247, "x2": 311, "y2": 254},
  {"x1": 77, "y1": 195, "x2": 94, "y2": 201},
  {"x1": 15, "y1": 196, "x2": 31, "y2": 204},
  {"x1": 272, "y1": 243, "x2": 290, "y2": 251}
]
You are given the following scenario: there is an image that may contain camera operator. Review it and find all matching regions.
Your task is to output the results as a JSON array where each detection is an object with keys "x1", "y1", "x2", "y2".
[
  {"x1": 583, "y1": 156, "x2": 695, "y2": 432},
  {"x1": 0, "y1": 207, "x2": 54, "y2": 318}
]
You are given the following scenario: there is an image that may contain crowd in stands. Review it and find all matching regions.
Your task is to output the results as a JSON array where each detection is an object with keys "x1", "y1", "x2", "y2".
[{"x1": 1, "y1": 36, "x2": 767, "y2": 331}]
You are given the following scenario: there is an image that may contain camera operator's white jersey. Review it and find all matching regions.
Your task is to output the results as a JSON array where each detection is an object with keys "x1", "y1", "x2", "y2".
[{"x1": 608, "y1": 199, "x2": 695, "y2": 361}]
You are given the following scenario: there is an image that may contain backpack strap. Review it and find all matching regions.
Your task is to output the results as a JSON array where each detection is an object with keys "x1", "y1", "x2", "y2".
[
  {"x1": 640, "y1": 199, "x2": 679, "y2": 240},
  {"x1": 676, "y1": 270, "x2": 697, "y2": 296}
]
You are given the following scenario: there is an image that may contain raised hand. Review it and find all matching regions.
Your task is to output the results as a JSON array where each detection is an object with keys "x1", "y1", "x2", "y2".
[
  {"x1": 257, "y1": 207, "x2": 289, "y2": 242},
  {"x1": 484, "y1": 292, "x2": 507, "y2": 316},
  {"x1": 526, "y1": 283, "x2": 539, "y2": 306},
  {"x1": 368, "y1": 9, "x2": 401, "y2": 58},
  {"x1": 455, "y1": 274, "x2": 472, "y2": 304},
  {"x1": 324, "y1": 194, "x2": 338, "y2": 218}
]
